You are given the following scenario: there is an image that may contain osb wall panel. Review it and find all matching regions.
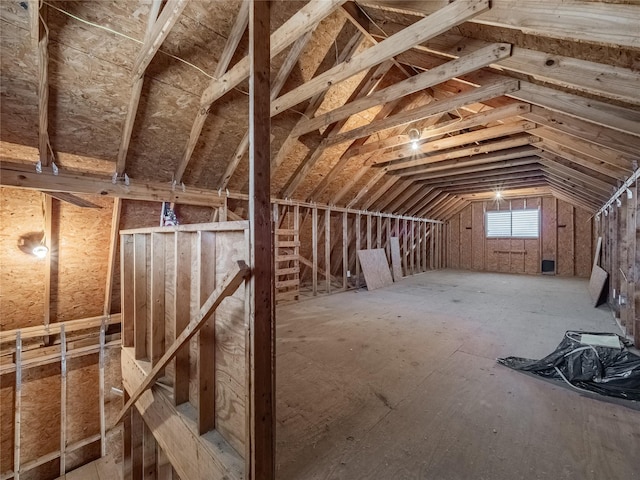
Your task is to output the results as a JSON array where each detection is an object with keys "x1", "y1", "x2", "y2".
[
  {"x1": 0, "y1": 188, "x2": 46, "y2": 330},
  {"x1": 448, "y1": 197, "x2": 593, "y2": 278},
  {"x1": 21, "y1": 363, "x2": 62, "y2": 465},
  {"x1": 54, "y1": 195, "x2": 113, "y2": 322},
  {"x1": 67, "y1": 353, "x2": 100, "y2": 444},
  {"x1": 0, "y1": 373, "x2": 15, "y2": 473}
]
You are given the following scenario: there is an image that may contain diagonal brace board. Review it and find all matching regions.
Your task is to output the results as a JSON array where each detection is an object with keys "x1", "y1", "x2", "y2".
[{"x1": 112, "y1": 260, "x2": 250, "y2": 428}]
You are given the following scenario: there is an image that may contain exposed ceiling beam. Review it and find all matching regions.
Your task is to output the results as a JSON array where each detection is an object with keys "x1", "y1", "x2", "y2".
[
  {"x1": 277, "y1": 31, "x2": 372, "y2": 195},
  {"x1": 132, "y1": 0, "x2": 189, "y2": 78},
  {"x1": 306, "y1": 92, "x2": 433, "y2": 201},
  {"x1": 388, "y1": 141, "x2": 536, "y2": 176},
  {"x1": 1, "y1": 162, "x2": 225, "y2": 208},
  {"x1": 271, "y1": 0, "x2": 490, "y2": 116},
  {"x1": 115, "y1": 0, "x2": 162, "y2": 176},
  {"x1": 521, "y1": 106, "x2": 639, "y2": 158},
  {"x1": 360, "y1": 175, "x2": 400, "y2": 210},
  {"x1": 402, "y1": 157, "x2": 539, "y2": 181},
  {"x1": 539, "y1": 161, "x2": 614, "y2": 197},
  {"x1": 219, "y1": 29, "x2": 316, "y2": 189},
  {"x1": 291, "y1": 42, "x2": 512, "y2": 137},
  {"x1": 535, "y1": 152, "x2": 616, "y2": 190},
  {"x1": 419, "y1": 168, "x2": 545, "y2": 188},
  {"x1": 45, "y1": 192, "x2": 102, "y2": 208},
  {"x1": 346, "y1": 167, "x2": 389, "y2": 207},
  {"x1": 35, "y1": 2, "x2": 50, "y2": 168},
  {"x1": 383, "y1": 25, "x2": 640, "y2": 106},
  {"x1": 342, "y1": 102, "x2": 530, "y2": 161},
  {"x1": 531, "y1": 127, "x2": 636, "y2": 172},
  {"x1": 175, "y1": 0, "x2": 348, "y2": 184},
  {"x1": 542, "y1": 170, "x2": 609, "y2": 203},
  {"x1": 375, "y1": 120, "x2": 535, "y2": 166},
  {"x1": 213, "y1": 0, "x2": 250, "y2": 78},
  {"x1": 535, "y1": 140, "x2": 629, "y2": 181},
  {"x1": 362, "y1": 0, "x2": 640, "y2": 49},
  {"x1": 326, "y1": 79, "x2": 520, "y2": 146},
  {"x1": 395, "y1": 47, "x2": 640, "y2": 137}
]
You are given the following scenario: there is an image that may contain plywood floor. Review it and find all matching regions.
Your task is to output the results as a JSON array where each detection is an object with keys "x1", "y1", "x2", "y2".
[{"x1": 276, "y1": 270, "x2": 640, "y2": 480}]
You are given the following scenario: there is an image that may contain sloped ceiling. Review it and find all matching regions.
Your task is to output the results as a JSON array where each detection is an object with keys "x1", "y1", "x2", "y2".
[{"x1": 1, "y1": 0, "x2": 639, "y2": 220}]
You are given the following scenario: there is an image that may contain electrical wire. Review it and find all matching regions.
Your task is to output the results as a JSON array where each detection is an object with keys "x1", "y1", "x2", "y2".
[{"x1": 43, "y1": 2, "x2": 215, "y2": 80}]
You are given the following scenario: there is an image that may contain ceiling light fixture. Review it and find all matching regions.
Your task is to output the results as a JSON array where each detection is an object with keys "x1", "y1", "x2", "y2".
[
  {"x1": 408, "y1": 128, "x2": 420, "y2": 151},
  {"x1": 495, "y1": 191, "x2": 502, "y2": 199}
]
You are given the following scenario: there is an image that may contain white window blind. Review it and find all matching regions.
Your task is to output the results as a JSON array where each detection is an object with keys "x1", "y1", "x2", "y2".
[
  {"x1": 486, "y1": 209, "x2": 539, "y2": 238},
  {"x1": 486, "y1": 211, "x2": 511, "y2": 237}
]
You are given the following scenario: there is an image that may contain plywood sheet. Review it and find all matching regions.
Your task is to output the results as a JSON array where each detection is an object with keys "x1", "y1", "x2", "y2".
[
  {"x1": 389, "y1": 237, "x2": 403, "y2": 281},
  {"x1": 357, "y1": 249, "x2": 393, "y2": 291},
  {"x1": 589, "y1": 265, "x2": 608, "y2": 307}
]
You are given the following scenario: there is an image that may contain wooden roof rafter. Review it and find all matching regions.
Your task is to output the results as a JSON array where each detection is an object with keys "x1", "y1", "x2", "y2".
[
  {"x1": 341, "y1": 101, "x2": 530, "y2": 162},
  {"x1": 115, "y1": 0, "x2": 165, "y2": 176},
  {"x1": 271, "y1": 0, "x2": 492, "y2": 117},
  {"x1": 173, "y1": 0, "x2": 349, "y2": 184},
  {"x1": 361, "y1": 0, "x2": 640, "y2": 49}
]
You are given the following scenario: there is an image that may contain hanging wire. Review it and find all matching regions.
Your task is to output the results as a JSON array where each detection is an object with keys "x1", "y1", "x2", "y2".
[{"x1": 44, "y1": 2, "x2": 215, "y2": 80}]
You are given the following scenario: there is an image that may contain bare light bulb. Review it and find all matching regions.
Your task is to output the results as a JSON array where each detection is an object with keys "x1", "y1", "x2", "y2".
[
  {"x1": 33, "y1": 245, "x2": 48, "y2": 259},
  {"x1": 411, "y1": 141, "x2": 419, "y2": 151},
  {"x1": 495, "y1": 192, "x2": 502, "y2": 199}
]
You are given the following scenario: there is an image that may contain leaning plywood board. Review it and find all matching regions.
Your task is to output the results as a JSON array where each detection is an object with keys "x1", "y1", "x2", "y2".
[
  {"x1": 588, "y1": 265, "x2": 608, "y2": 307},
  {"x1": 357, "y1": 249, "x2": 394, "y2": 291},
  {"x1": 389, "y1": 237, "x2": 403, "y2": 281}
]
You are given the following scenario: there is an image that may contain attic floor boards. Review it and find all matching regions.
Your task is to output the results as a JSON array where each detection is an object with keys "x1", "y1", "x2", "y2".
[{"x1": 275, "y1": 270, "x2": 640, "y2": 480}]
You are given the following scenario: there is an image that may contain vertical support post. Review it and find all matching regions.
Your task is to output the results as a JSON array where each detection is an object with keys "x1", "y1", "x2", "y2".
[
  {"x1": 325, "y1": 208, "x2": 331, "y2": 294},
  {"x1": 198, "y1": 231, "x2": 216, "y2": 434},
  {"x1": 151, "y1": 233, "x2": 166, "y2": 366},
  {"x1": 121, "y1": 235, "x2": 135, "y2": 347},
  {"x1": 134, "y1": 234, "x2": 147, "y2": 359},
  {"x1": 376, "y1": 214, "x2": 382, "y2": 248},
  {"x1": 173, "y1": 232, "x2": 191, "y2": 405},
  {"x1": 104, "y1": 198, "x2": 122, "y2": 315},
  {"x1": 430, "y1": 225, "x2": 435, "y2": 270},
  {"x1": 132, "y1": 408, "x2": 144, "y2": 480},
  {"x1": 402, "y1": 219, "x2": 408, "y2": 274},
  {"x1": 366, "y1": 214, "x2": 372, "y2": 249},
  {"x1": 422, "y1": 222, "x2": 427, "y2": 272},
  {"x1": 14, "y1": 331, "x2": 22, "y2": 480},
  {"x1": 123, "y1": 392, "x2": 132, "y2": 479},
  {"x1": 342, "y1": 212, "x2": 348, "y2": 290},
  {"x1": 99, "y1": 318, "x2": 106, "y2": 457},
  {"x1": 60, "y1": 324, "x2": 67, "y2": 476},
  {"x1": 249, "y1": 1, "x2": 274, "y2": 477},
  {"x1": 410, "y1": 220, "x2": 415, "y2": 275},
  {"x1": 312, "y1": 207, "x2": 318, "y2": 295},
  {"x1": 43, "y1": 194, "x2": 53, "y2": 341},
  {"x1": 143, "y1": 423, "x2": 157, "y2": 480},
  {"x1": 416, "y1": 221, "x2": 421, "y2": 273},
  {"x1": 355, "y1": 214, "x2": 361, "y2": 288},
  {"x1": 386, "y1": 217, "x2": 391, "y2": 259}
]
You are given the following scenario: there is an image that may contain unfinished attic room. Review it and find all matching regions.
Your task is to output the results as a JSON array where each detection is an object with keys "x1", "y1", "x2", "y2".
[{"x1": 3, "y1": 0, "x2": 640, "y2": 478}]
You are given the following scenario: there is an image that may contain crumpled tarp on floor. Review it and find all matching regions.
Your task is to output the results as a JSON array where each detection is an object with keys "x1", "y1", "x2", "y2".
[{"x1": 498, "y1": 331, "x2": 640, "y2": 401}]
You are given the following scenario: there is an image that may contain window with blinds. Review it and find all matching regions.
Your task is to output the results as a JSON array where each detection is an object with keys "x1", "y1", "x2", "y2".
[{"x1": 486, "y1": 209, "x2": 539, "y2": 238}]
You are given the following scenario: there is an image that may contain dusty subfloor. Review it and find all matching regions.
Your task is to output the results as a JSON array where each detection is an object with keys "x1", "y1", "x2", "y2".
[{"x1": 275, "y1": 270, "x2": 640, "y2": 480}]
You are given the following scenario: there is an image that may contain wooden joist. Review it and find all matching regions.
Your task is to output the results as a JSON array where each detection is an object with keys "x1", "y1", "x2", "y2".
[
  {"x1": 326, "y1": 79, "x2": 520, "y2": 146},
  {"x1": 271, "y1": 0, "x2": 490, "y2": 116},
  {"x1": 174, "y1": 0, "x2": 347, "y2": 185},
  {"x1": 291, "y1": 42, "x2": 512, "y2": 137},
  {"x1": 0, "y1": 161, "x2": 226, "y2": 207},
  {"x1": 363, "y1": 0, "x2": 640, "y2": 49}
]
